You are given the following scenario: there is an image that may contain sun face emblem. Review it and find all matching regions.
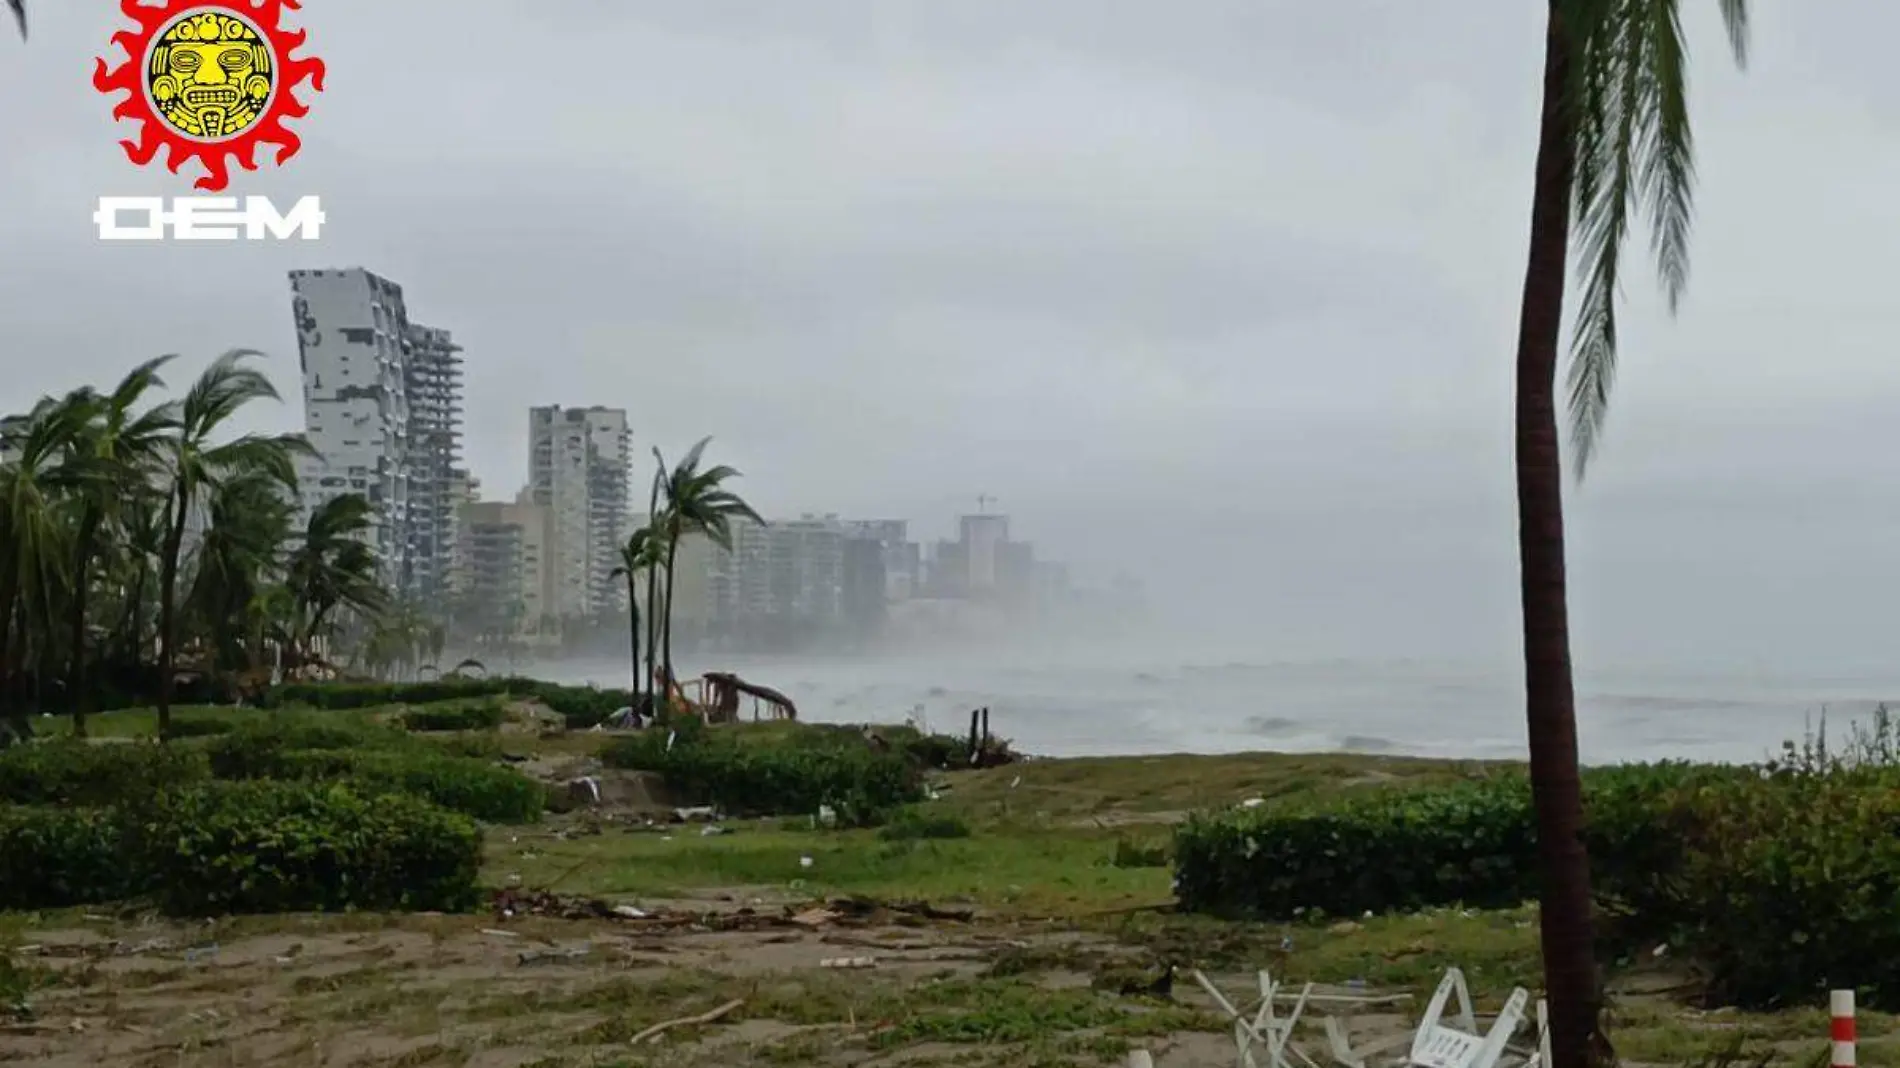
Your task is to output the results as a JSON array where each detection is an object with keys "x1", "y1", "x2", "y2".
[{"x1": 93, "y1": 0, "x2": 325, "y2": 193}]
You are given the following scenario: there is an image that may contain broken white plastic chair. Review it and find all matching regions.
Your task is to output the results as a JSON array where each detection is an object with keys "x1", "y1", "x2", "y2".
[
  {"x1": 1327, "y1": 1015, "x2": 1414, "y2": 1068},
  {"x1": 1408, "y1": 968, "x2": 1528, "y2": 1068},
  {"x1": 1511, "y1": 1000, "x2": 1550, "y2": 1068},
  {"x1": 1192, "y1": 968, "x2": 1319, "y2": 1068}
]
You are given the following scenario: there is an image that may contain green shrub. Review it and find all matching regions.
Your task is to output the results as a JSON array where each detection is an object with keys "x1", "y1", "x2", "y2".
[
  {"x1": 1621, "y1": 769, "x2": 1900, "y2": 1009},
  {"x1": 422, "y1": 733, "x2": 506, "y2": 761},
  {"x1": 0, "y1": 740, "x2": 210, "y2": 807},
  {"x1": 401, "y1": 699, "x2": 507, "y2": 732},
  {"x1": 204, "y1": 716, "x2": 407, "y2": 779},
  {"x1": 1173, "y1": 773, "x2": 1535, "y2": 919},
  {"x1": 165, "y1": 717, "x2": 236, "y2": 738},
  {"x1": 0, "y1": 806, "x2": 138, "y2": 909},
  {"x1": 258, "y1": 677, "x2": 637, "y2": 729},
  {"x1": 128, "y1": 781, "x2": 483, "y2": 915},
  {"x1": 878, "y1": 807, "x2": 972, "y2": 841},
  {"x1": 524, "y1": 684, "x2": 636, "y2": 729},
  {"x1": 259, "y1": 679, "x2": 511, "y2": 710},
  {"x1": 227, "y1": 748, "x2": 544, "y2": 823},
  {"x1": 1172, "y1": 761, "x2": 1745, "y2": 920},
  {"x1": 602, "y1": 724, "x2": 923, "y2": 825},
  {"x1": 201, "y1": 713, "x2": 543, "y2": 822}
]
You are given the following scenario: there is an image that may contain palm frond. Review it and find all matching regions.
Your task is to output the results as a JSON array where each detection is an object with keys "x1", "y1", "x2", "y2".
[
  {"x1": 1562, "y1": 0, "x2": 1749, "y2": 477},
  {"x1": 181, "y1": 349, "x2": 281, "y2": 438}
]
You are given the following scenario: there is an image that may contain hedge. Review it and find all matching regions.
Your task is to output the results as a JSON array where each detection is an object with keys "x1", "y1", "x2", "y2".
[
  {"x1": 602, "y1": 718, "x2": 924, "y2": 825},
  {"x1": 204, "y1": 716, "x2": 409, "y2": 779},
  {"x1": 1172, "y1": 760, "x2": 1900, "y2": 1009},
  {"x1": 1171, "y1": 761, "x2": 1754, "y2": 920},
  {"x1": 0, "y1": 805, "x2": 139, "y2": 910},
  {"x1": 217, "y1": 746, "x2": 545, "y2": 823},
  {"x1": 1637, "y1": 769, "x2": 1900, "y2": 1008},
  {"x1": 128, "y1": 781, "x2": 483, "y2": 915},
  {"x1": 401, "y1": 699, "x2": 508, "y2": 733},
  {"x1": 259, "y1": 678, "x2": 637, "y2": 729},
  {"x1": 0, "y1": 739, "x2": 211, "y2": 807}
]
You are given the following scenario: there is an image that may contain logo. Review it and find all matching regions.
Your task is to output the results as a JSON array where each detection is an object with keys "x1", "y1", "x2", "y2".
[{"x1": 91, "y1": 0, "x2": 325, "y2": 239}]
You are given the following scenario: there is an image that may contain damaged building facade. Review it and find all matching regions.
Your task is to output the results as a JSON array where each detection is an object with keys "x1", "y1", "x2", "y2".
[{"x1": 288, "y1": 267, "x2": 467, "y2": 600}]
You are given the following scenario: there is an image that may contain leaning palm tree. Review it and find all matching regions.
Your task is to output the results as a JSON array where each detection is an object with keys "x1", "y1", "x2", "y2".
[
  {"x1": 653, "y1": 438, "x2": 761, "y2": 692},
  {"x1": 283, "y1": 492, "x2": 387, "y2": 666},
  {"x1": 153, "y1": 351, "x2": 309, "y2": 737},
  {"x1": 1511, "y1": 5, "x2": 1748, "y2": 1067},
  {"x1": 54, "y1": 356, "x2": 178, "y2": 735},
  {"x1": 609, "y1": 524, "x2": 664, "y2": 702},
  {"x1": 186, "y1": 469, "x2": 294, "y2": 677}
]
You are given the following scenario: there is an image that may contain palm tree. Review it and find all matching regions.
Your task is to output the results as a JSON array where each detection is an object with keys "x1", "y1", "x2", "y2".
[
  {"x1": 0, "y1": 397, "x2": 91, "y2": 733},
  {"x1": 55, "y1": 356, "x2": 177, "y2": 735},
  {"x1": 610, "y1": 524, "x2": 664, "y2": 702},
  {"x1": 112, "y1": 487, "x2": 166, "y2": 672},
  {"x1": 153, "y1": 351, "x2": 309, "y2": 737},
  {"x1": 652, "y1": 438, "x2": 761, "y2": 693},
  {"x1": 1511, "y1": 5, "x2": 1748, "y2": 1066},
  {"x1": 186, "y1": 469, "x2": 294, "y2": 677},
  {"x1": 283, "y1": 493, "x2": 387, "y2": 666}
]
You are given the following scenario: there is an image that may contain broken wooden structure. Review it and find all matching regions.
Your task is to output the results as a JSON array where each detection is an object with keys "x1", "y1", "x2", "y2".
[{"x1": 701, "y1": 671, "x2": 798, "y2": 723}]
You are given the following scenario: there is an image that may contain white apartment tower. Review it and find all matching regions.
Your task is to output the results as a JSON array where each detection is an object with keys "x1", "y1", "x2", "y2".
[
  {"x1": 289, "y1": 268, "x2": 465, "y2": 599},
  {"x1": 528, "y1": 406, "x2": 631, "y2": 619}
]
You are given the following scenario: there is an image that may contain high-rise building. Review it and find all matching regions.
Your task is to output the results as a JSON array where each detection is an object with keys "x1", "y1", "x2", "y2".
[
  {"x1": 842, "y1": 519, "x2": 919, "y2": 602},
  {"x1": 455, "y1": 496, "x2": 550, "y2": 641},
  {"x1": 959, "y1": 513, "x2": 1009, "y2": 592},
  {"x1": 404, "y1": 324, "x2": 465, "y2": 601},
  {"x1": 288, "y1": 267, "x2": 465, "y2": 600},
  {"x1": 528, "y1": 406, "x2": 631, "y2": 619}
]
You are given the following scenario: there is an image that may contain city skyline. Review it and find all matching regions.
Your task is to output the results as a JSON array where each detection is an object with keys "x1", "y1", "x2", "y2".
[{"x1": 284, "y1": 264, "x2": 1084, "y2": 643}]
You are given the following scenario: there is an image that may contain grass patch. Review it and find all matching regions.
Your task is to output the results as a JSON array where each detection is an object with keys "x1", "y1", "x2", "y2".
[{"x1": 488, "y1": 822, "x2": 1171, "y2": 913}]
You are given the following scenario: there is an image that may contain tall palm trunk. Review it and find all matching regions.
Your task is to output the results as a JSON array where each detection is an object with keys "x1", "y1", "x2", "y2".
[
  {"x1": 155, "y1": 486, "x2": 191, "y2": 739},
  {"x1": 1515, "y1": 11, "x2": 1596, "y2": 1068},
  {"x1": 661, "y1": 529, "x2": 680, "y2": 697},
  {"x1": 625, "y1": 572, "x2": 642, "y2": 704},
  {"x1": 66, "y1": 506, "x2": 100, "y2": 737},
  {"x1": 120, "y1": 564, "x2": 147, "y2": 666}
]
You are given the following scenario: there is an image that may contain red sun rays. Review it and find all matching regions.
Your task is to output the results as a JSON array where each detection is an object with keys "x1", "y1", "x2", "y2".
[{"x1": 92, "y1": 0, "x2": 326, "y2": 193}]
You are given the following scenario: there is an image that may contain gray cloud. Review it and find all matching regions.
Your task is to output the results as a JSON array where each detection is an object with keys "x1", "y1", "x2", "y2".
[{"x1": 1, "y1": 1, "x2": 1897, "y2": 677}]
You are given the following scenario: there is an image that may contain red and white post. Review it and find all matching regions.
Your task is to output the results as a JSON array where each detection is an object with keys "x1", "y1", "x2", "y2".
[{"x1": 1832, "y1": 990, "x2": 1857, "y2": 1068}]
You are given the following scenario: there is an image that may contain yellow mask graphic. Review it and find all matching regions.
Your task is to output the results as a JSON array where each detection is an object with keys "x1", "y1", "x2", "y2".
[{"x1": 146, "y1": 10, "x2": 273, "y2": 141}]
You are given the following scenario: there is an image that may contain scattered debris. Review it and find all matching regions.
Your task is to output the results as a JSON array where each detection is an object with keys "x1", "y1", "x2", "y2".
[
  {"x1": 820, "y1": 956, "x2": 877, "y2": 969},
  {"x1": 518, "y1": 944, "x2": 592, "y2": 966},
  {"x1": 486, "y1": 889, "x2": 976, "y2": 930},
  {"x1": 628, "y1": 998, "x2": 745, "y2": 1045},
  {"x1": 567, "y1": 776, "x2": 603, "y2": 806}
]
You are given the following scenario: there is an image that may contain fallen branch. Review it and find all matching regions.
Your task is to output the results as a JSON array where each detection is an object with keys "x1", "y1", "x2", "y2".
[{"x1": 629, "y1": 998, "x2": 744, "y2": 1045}]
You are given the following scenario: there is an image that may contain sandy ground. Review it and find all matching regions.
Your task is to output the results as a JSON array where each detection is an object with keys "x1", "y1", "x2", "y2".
[{"x1": 0, "y1": 891, "x2": 1444, "y2": 1068}]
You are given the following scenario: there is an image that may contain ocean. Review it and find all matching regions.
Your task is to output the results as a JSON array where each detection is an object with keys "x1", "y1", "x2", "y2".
[{"x1": 529, "y1": 650, "x2": 1900, "y2": 765}]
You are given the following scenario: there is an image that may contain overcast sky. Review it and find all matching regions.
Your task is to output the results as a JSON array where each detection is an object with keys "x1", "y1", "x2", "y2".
[{"x1": 1, "y1": 2, "x2": 1896, "y2": 674}]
